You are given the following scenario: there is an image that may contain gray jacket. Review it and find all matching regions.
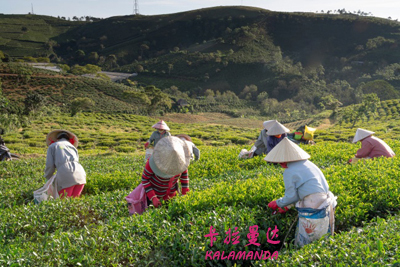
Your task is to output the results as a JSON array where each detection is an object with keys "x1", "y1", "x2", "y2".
[
  {"x1": 254, "y1": 129, "x2": 268, "y2": 155},
  {"x1": 148, "y1": 131, "x2": 171, "y2": 146},
  {"x1": 44, "y1": 139, "x2": 86, "y2": 191}
]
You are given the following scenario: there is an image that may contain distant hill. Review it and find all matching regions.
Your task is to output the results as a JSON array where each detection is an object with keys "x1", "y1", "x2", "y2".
[{"x1": 1, "y1": 6, "x2": 400, "y2": 110}]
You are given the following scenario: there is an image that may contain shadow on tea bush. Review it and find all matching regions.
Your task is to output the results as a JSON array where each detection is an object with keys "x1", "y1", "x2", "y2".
[{"x1": 115, "y1": 146, "x2": 135, "y2": 152}]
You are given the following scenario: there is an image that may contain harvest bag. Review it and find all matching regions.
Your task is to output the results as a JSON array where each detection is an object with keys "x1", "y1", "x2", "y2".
[
  {"x1": 33, "y1": 174, "x2": 59, "y2": 204},
  {"x1": 126, "y1": 183, "x2": 148, "y2": 215},
  {"x1": 294, "y1": 132, "x2": 303, "y2": 140},
  {"x1": 238, "y1": 145, "x2": 257, "y2": 159},
  {"x1": 303, "y1": 126, "x2": 316, "y2": 140},
  {"x1": 144, "y1": 148, "x2": 153, "y2": 163},
  {"x1": 295, "y1": 192, "x2": 337, "y2": 247}
]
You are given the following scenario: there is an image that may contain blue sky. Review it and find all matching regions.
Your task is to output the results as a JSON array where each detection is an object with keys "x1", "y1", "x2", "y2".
[{"x1": 1, "y1": 0, "x2": 399, "y2": 21}]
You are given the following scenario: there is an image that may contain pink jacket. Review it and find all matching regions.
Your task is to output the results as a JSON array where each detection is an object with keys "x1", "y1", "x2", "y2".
[{"x1": 356, "y1": 136, "x2": 395, "y2": 159}]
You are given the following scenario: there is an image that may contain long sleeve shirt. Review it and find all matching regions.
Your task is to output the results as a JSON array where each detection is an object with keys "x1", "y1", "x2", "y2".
[
  {"x1": 186, "y1": 140, "x2": 200, "y2": 161},
  {"x1": 355, "y1": 136, "x2": 395, "y2": 159},
  {"x1": 267, "y1": 133, "x2": 287, "y2": 153},
  {"x1": 141, "y1": 159, "x2": 189, "y2": 200},
  {"x1": 254, "y1": 129, "x2": 268, "y2": 155},
  {"x1": 44, "y1": 139, "x2": 86, "y2": 191},
  {"x1": 276, "y1": 160, "x2": 329, "y2": 208},
  {"x1": 147, "y1": 131, "x2": 171, "y2": 146}
]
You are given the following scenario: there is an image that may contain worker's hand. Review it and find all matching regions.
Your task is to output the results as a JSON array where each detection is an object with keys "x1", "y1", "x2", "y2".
[
  {"x1": 278, "y1": 207, "x2": 289, "y2": 214},
  {"x1": 152, "y1": 197, "x2": 161, "y2": 208},
  {"x1": 144, "y1": 142, "x2": 149, "y2": 149},
  {"x1": 268, "y1": 200, "x2": 279, "y2": 210},
  {"x1": 348, "y1": 158, "x2": 352, "y2": 164},
  {"x1": 181, "y1": 188, "x2": 189, "y2": 196},
  {"x1": 165, "y1": 191, "x2": 177, "y2": 200}
]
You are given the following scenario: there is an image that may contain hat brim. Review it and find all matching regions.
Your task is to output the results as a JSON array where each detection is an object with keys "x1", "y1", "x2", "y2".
[
  {"x1": 152, "y1": 136, "x2": 191, "y2": 177},
  {"x1": 149, "y1": 155, "x2": 174, "y2": 178},
  {"x1": 46, "y1": 130, "x2": 79, "y2": 148}
]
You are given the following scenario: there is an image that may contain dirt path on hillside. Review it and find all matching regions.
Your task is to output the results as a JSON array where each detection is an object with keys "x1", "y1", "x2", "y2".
[
  {"x1": 317, "y1": 118, "x2": 333, "y2": 130},
  {"x1": 0, "y1": 73, "x2": 74, "y2": 79},
  {"x1": 155, "y1": 113, "x2": 264, "y2": 129}
]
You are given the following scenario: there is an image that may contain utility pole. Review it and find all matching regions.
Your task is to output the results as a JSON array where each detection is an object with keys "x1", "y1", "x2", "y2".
[
  {"x1": 31, "y1": 3, "x2": 34, "y2": 15},
  {"x1": 134, "y1": 0, "x2": 139, "y2": 15}
]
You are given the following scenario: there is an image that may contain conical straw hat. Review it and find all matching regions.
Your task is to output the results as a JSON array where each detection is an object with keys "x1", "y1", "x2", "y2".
[
  {"x1": 264, "y1": 137, "x2": 310, "y2": 163},
  {"x1": 267, "y1": 121, "x2": 290, "y2": 136},
  {"x1": 352, "y1": 128, "x2": 374, "y2": 143},
  {"x1": 263, "y1": 120, "x2": 277, "y2": 130},
  {"x1": 46, "y1": 129, "x2": 79, "y2": 148},
  {"x1": 152, "y1": 120, "x2": 170, "y2": 131},
  {"x1": 149, "y1": 136, "x2": 191, "y2": 178}
]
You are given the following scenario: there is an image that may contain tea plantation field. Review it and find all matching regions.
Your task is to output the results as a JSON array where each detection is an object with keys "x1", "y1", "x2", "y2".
[{"x1": 1, "y1": 113, "x2": 400, "y2": 266}]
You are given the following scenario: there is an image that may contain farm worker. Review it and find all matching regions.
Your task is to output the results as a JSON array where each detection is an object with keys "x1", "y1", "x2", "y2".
[
  {"x1": 266, "y1": 121, "x2": 290, "y2": 153},
  {"x1": 44, "y1": 130, "x2": 86, "y2": 198},
  {"x1": 142, "y1": 136, "x2": 191, "y2": 208},
  {"x1": 144, "y1": 120, "x2": 171, "y2": 149},
  {"x1": 0, "y1": 136, "x2": 12, "y2": 161},
  {"x1": 349, "y1": 128, "x2": 395, "y2": 163},
  {"x1": 253, "y1": 120, "x2": 277, "y2": 156},
  {"x1": 265, "y1": 138, "x2": 337, "y2": 247},
  {"x1": 176, "y1": 134, "x2": 200, "y2": 161}
]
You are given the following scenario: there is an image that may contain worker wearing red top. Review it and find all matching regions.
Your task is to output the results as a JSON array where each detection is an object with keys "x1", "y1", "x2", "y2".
[
  {"x1": 141, "y1": 136, "x2": 191, "y2": 208},
  {"x1": 351, "y1": 128, "x2": 395, "y2": 162}
]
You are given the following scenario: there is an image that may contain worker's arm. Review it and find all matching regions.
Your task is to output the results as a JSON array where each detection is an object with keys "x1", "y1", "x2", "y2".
[
  {"x1": 276, "y1": 171, "x2": 300, "y2": 208},
  {"x1": 254, "y1": 130, "x2": 265, "y2": 148},
  {"x1": 44, "y1": 145, "x2": 56, "y2": 180},
  {"x1": 141, "y1": 160, "x2": 156, "y2": 200},
  {"x1": 193, "y1": 145, "x2": 200, "y2": 161},
  {"x1": 147, "y1": 132, "x2": 157, "y2": 146},
  {"x1": 180, "y1": 169, "x2": 189, "y2": 195},
  {"x1": 355, "y1": 140, "x2": 373, "y2": 158}
]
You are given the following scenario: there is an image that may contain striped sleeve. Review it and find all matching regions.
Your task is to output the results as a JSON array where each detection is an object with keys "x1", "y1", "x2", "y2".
[
  {"x1": 180, "y1": 169, "x2": 189, "y2": 195},
  {"x1": 141, "y1": 160, "x2": 156, "y2": 199}
]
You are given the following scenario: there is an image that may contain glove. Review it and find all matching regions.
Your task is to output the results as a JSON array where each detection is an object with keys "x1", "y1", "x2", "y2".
[
  {"x1": 164, "y1": 191, "x2": 177, "y2": 201},
  {"x1": 152, "y1": 197, "x2": 161, "y2": 208},
  {"x1": 278, "y1": 207, "x2": 289, "y2": 214},
  {"x1": 181, "y1": 188, "x2": 190, "y2": 196},
  {"x1": 268, "y1": 200, "x2": 279, "y2": 210},
  {"x1": 348, "y1": 158, "x2": 352, "y2": 163},
  {"x1": 144, "y1": 142, "x2": 149, "y2": 149}
]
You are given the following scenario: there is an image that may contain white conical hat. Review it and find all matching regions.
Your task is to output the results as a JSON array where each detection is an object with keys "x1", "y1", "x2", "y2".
[
  {"x1": 152, "y1": 120, "x2": 170, "y2": 131},
  {"x1": 149, "y1": 136, "x2": 191, "y2": 178},
  {"x1": 264, "y1": 137, "x2": 310, "y2": 163},
  {"x1": 46, "y1": 129, "x2": 79, "y2": 148},
  {"x1": 352, "y1": 128, "x2": 374, "y2": 143},
  {"x1": 263, "y1": 120, "x2": 277, "y2": 130},
  {"x1": 267, "y1": 121, "x2": 290, "y2": 136}
]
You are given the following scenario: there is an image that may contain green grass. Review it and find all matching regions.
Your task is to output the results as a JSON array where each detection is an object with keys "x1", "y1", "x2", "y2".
[{"x1": 1, "y1": 110, "x2": 400, "y2": 266}]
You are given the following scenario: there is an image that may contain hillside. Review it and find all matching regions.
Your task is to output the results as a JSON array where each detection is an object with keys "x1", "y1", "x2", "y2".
[{"x1": 1, "y1": 6, "x2": 400, "y2": 113}]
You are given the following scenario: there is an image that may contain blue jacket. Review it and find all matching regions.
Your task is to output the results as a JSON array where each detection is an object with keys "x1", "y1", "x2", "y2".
[
  {"x1": 276, "y1": 160, "x2": 329, "y2": 208},
  {"x1": 267, "y1": 133, "x2": 287, "y2": 153}
]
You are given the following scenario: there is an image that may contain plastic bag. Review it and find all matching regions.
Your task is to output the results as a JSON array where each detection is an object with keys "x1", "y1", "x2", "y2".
[
  {"x1": 294, "y1": 132, "x2": 303, "y2": 140},
  {"x1": 238, "y1": 145, "x2": 256, "y2": 159},
  {"x1": 144, "y1": 148, "x2": 153, "y2": 163},
  {"x1": 126, "y1": 184, "x2": 148, "y2": 215},
  {"x1": 295, "y1": 206, "x2": 331, "y2": 247},
  {"x1": 303, "y1": 126, "x2": 316, "y2": 140},
  {"x1": 33, "y1": 175, "x2": 59, "y2": 204}
]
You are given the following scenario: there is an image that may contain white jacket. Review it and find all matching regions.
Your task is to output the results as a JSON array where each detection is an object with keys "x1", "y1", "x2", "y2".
[{"x1": 44, "y1": 139, "x2": 86, "y2": 191}]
